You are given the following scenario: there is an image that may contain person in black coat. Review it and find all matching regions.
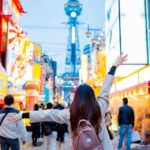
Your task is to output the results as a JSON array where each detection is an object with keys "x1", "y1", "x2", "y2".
[
  {"x1": 43, "y1": 103, "x2": 53, "y2": 150},
  {"x1": 118, "y1": 97, "x2": 135, "y2": 150},
  {"x1": 54, "y1": 103, "x2": 67, "y2": 143},
  {"x1": 31, "y1": 104, "x2": 40, "y2": 146}
]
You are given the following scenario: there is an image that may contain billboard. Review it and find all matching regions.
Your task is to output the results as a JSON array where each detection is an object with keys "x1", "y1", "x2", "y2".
[
  {"x1": 105, "y1": 0, "x2": 148, "y2": 76},
  {"x1": 120, "y1": 0, "x2": 148, "y2": 64},
  {"x1": 7, "y1": 26, "x2": 33, "y2": 89},
  {"x1": 105, "y1": 0, "x2": 120, "y2": 69}
]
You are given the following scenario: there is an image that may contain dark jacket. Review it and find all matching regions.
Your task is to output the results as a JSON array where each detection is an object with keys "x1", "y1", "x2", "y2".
[{"x1": 118, "y1": 105, "x2": 134, "y2": 127}]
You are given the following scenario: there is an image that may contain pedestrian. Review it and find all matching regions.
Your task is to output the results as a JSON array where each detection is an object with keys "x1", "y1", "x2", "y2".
[
  {"x1": 43, "y1": 102, "x2": 53, "y2": 150},
  {"x1": 54, "y1": 103, "x2": 67, "y2": 143},
  {"x1": 118, "y1": 97, "x2": 135, "y2": 150},
  {"x1": 40, "y1": 103, "x2": 46, "y2": 137},
  {"x1": 40, "y1": 103, "x2": 45, "y2": 110},
  {"x1": 0, "y1": 95, "x2": 27, "y2": 150},
  {"x1": 31, "y1": 104, "x2": 40, "y2": 146},
  {"x1": 105, "y1": 111, "x2": 113, "y2": 140},
  {"x1": 9, "y1": 54, "x2": 128, "y2": 150}
]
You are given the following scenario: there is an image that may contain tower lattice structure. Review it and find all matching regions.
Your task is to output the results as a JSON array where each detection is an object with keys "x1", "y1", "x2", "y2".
[{"x1": 64, "y1": 0, "x2": 82, "y2": 76}]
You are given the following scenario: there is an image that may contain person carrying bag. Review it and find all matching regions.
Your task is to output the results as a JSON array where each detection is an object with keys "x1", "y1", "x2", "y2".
[
  {"x1": 0, "y1": 95, "x2": 27, "y2": 150},
  {"x1": 9, "y1": 54, "x2": 128, "y2": 150}
]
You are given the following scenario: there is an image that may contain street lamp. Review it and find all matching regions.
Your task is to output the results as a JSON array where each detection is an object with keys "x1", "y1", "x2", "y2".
[{"x1": 85, "y1": 24, "x2": 101, "y2": 38}]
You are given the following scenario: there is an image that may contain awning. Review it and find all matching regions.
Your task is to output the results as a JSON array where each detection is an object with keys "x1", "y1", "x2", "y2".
[
  {"x1": 110, "y1": 81, "x2": 150, "y2": 97},
  {"x1": 12, "y1": 0, "x2": 26, "y2": 13}
]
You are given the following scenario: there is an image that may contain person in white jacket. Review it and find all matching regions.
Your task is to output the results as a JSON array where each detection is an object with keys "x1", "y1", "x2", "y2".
[
  {"x1": 0, "y1": 95, "x2": 27, "y2": 150},
  {"x1": 9, "y1": 54, "x2": 128, "y2": 150}
]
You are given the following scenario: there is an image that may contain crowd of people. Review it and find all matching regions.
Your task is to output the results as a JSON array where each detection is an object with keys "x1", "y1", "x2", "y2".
[
  {"x1": 31, "y1": 102, "x2": 68, "y2": 149},
  {"x1": 0, "y1": 54, "x2": 143, "y2": 150},
  {"x1": 0, "y1": 95, "x2": 69, "y2": 150}
]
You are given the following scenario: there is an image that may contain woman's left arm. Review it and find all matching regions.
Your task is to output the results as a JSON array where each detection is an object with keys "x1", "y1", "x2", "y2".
[
  {"x1": 97, "y1": 67, "x2": 116, "y2": 114},
  {"x1": 98, "y1": 54, "x2": 128, "y2": 115}
]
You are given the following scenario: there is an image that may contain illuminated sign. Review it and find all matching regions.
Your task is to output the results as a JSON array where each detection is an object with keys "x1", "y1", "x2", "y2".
[
  {"x1": 72, "y1": 26, "x2": 76, "y2": 44},
  {"x1": 105, "y1": 0, "x2": 120, "y2": 68},
  {"x1": 7, "y1": 26, "x2": 33, "y2": 89},
  {"x1": 0, "y1": 72, "x2": 8, "y2": 95},
  {"x1": 105, "y1": 0, "x2": 148, "y2": 76},
  {"x1": 120, "y1": 0, "x2": 148, "y2": 64}
]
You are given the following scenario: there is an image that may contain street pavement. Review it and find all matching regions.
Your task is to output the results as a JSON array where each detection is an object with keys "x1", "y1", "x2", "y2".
[
  {"x1": 21, "y1": 132, "x2": 72, "y2": 150},
  {"x1": 112, "y1": 136, "x2": 150, "y2": 150},
  {"x1": 19, "y1": 132, "x2": 150, "y2": 150}
]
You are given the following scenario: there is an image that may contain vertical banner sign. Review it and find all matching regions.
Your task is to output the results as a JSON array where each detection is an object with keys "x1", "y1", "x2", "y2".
[{"x1": 40, "y1": 66, "x2": 45, "y2": 93}]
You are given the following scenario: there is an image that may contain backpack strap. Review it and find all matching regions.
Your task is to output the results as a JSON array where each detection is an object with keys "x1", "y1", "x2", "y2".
[
  {"x1": 0, "y1": 109, "x2": 10, "y2": 126},
  {"x1": 78, "y1": 119, "x2": 92, "y2": 128}
]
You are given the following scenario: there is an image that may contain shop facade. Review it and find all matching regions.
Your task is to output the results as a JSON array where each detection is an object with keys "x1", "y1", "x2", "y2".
[
  {"x1": 109, "y1": 66, "x2": 150, "y2": 143},
  {"x1": 105, "y1": 0, "x2": 150, "y2": 143}
]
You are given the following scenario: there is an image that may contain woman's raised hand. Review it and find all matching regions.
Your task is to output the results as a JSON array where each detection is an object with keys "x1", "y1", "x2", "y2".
[{"x1": 113, "y1": 53, "x2": 128, "y2": 67}]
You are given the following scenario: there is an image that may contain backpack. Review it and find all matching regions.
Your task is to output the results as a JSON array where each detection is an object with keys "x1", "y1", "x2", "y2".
[
  {"x1": 73, "y1": 119, "x2": 103, "y2": 150},
  {"x1": 44, "y1": 125, "x2": 51, "y2": 136},
  {"x1": 43, "y1": 122, "x2": 52, "y2": 136}
]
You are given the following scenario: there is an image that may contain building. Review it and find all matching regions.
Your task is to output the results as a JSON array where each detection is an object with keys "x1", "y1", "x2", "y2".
[
  {"x1": 80, "y1": 30, "x2": 106, "y2": 97},
  {"x1": 1, "y1": 0, "x2": 25, "y2": 68},
  {"x1": 0, "y1": 0, "x2": 25, "y2": 108},
  {"x1": 105, "y1": 0, "x2": 149, "y2": 76}
]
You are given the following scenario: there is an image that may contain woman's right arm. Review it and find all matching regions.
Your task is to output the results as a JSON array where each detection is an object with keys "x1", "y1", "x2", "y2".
[{"x1": 22, "y1": 109, "x2": 69, "y2": 124}]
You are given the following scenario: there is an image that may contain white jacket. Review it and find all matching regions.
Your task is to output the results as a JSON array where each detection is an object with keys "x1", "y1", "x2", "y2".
[
  {"x1": 0, "y1": 106, "x2": 27, "y2": 142},
  {"x1": 30, "y1": 74, "x2": 114, "y2": 150}
]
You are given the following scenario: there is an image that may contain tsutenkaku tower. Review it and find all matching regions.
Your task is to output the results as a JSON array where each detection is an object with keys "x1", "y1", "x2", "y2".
[{"x1": 64, "y1": 0, "x2": 82, "y2": 76}]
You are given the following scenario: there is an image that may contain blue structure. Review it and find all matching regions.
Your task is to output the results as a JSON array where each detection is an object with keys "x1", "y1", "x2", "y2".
[
  {"x1": 64, "y1": 0, "x2": 82, "y2": 75},
  {"x1": 59, "y1": 0, "x2": 82, "y2": 102}
]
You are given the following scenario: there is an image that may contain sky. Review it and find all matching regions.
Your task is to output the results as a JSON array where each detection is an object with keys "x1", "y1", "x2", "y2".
[{"x1": 20, "y1": 0, "x2": 105, "y2": 74}]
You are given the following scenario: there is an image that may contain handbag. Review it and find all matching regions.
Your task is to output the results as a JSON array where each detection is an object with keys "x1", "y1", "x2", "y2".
[{"x1": 131, "y1": 130, "x2": 141, "y2": 143}]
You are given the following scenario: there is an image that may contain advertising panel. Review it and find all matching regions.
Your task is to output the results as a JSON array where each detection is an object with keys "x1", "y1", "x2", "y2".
[
  {"x1": 0, "y1": 72, "x2": 8, "y2": 95},
  {"x1": 120, "y1": 0, "x2": 148, "y2": 64},
  {"x1": 105, "y1": 0, "x2": 120, "y2": 69},
  {"x1": 7, "y1": 26, "x2": 33, "y2": 89},
  {"x1": 105, "y1": 0, "x2": 148, "y2": 76},
  {"x1": 33, "y1": 44, "x2": 41, "y2": 64}
]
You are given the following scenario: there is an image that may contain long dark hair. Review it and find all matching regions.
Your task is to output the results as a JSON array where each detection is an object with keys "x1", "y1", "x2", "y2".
[{"x1": 70, "y1": 84, "x2": 102, "y2": 135}]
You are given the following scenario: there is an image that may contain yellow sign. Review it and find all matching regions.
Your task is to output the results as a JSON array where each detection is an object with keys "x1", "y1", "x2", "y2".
[{"x1": 0, "y1": 72, "x2": 8, "y2": 95}]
